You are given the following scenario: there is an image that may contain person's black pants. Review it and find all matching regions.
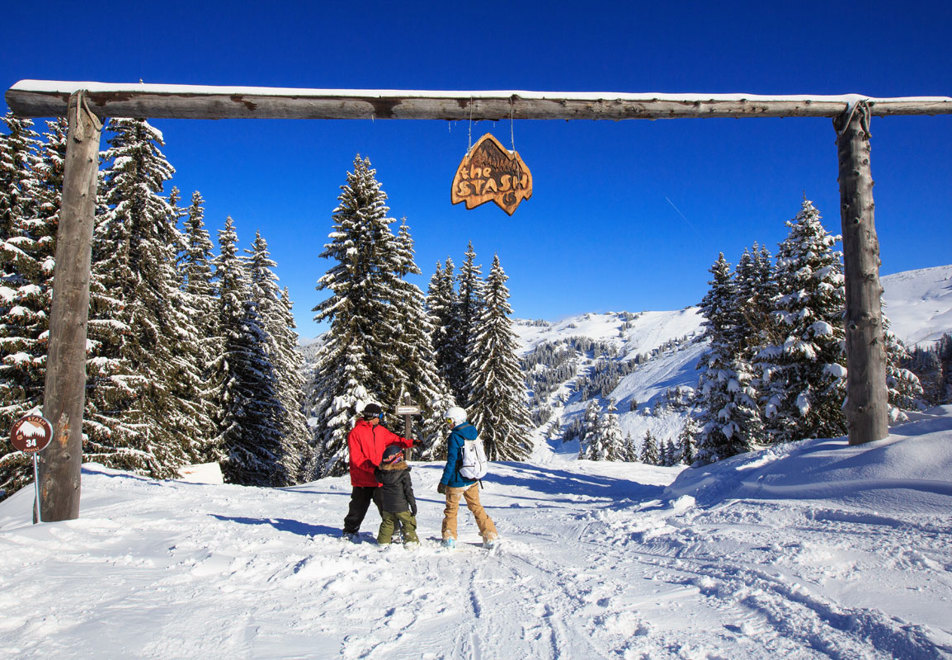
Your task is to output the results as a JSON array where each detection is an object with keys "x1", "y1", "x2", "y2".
[{"x1": 343, "y1": 486, "x2": 383, "y2": 534}]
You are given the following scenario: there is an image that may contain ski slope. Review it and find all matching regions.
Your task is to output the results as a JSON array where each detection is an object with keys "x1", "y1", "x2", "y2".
[{"x1": 2, "y1": 407, "x2": 951, "y2": 658}]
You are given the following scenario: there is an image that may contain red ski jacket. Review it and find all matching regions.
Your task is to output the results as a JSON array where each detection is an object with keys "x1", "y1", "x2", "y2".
[{"x1": 347, "y1": 419, "x2": 413, "y2": 487}]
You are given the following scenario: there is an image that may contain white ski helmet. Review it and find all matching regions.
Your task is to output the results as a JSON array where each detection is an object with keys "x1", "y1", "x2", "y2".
[{"x1": 445, "y1": 406, "x2": 467, "y2": 426}]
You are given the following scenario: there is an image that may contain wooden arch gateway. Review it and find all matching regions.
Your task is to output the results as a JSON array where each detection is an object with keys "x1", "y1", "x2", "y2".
[{"x1": 6, "y1": 80, "x2": 952, "y2": 521}]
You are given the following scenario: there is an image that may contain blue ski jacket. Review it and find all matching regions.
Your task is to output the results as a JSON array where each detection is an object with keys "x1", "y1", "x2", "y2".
[{"x1": 439, "y1": 422, "x2": 479, "y2": 488}]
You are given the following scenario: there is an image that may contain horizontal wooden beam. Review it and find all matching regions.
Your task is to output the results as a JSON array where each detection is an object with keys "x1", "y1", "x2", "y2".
[{"x1": 6, "y1": 80, "x2": 952, "y2": 121}]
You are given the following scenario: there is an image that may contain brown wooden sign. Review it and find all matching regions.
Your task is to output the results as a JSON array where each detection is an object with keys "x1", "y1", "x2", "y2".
[
  {"x1": 10, "y1": 413, "x2": 53, "y2": 454},
  {"x1": 451, "y1": 133, "x2": 532, "y2": 215}
]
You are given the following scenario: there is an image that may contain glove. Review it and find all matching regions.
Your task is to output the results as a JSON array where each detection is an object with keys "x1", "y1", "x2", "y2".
[{"x1": 437, "y1": 482, "x2": 446, "y2": 494}]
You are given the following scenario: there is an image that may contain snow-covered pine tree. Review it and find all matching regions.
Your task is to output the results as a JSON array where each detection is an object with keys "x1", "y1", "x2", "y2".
[
  {"x1": 584, "y1": 399, "x2": 625, "y2": 461},
  {"x1": 177, "y1": 190, "x2": 224, "y2": 463},
  {"x1": 451, "y1": 242, "x2": 484, "y2": 405},
  {"x1": 387, "y1": 219, "x2": 455, "y2": 459},
  {"x1": 757, "y1": 200, "x2": 847, "y2": 444},
  {"x1": 0, "y1": 113, "x2": 44, "y2": 500},
  {"x1": 733, "y1": 243, "x2": 778, "y2": 359},
  {"x1": 677, "y1": 417, "x2": 697, "y2": 465},
  {"x1": 577, "y1": 399, "x2": 602, "y2": 459},
  {"x1": 640, "y1": 429, "x2": 660, "y2": 465},
  {"x1": 466, "y1": 255, "x2": 532, "y2": 461},
  {"x1": 694, "y1": 254, "x2": 760, "y2": 464},
  {"x1": 162, "y1": 187, "x2": 220, "y2": 467},
  {"x1": 426, "y1": 257, "x2": 458, "y2": 401},
  {"x1": 213, "y1": 217, "x2": 289, "y2": 486},
  {"x1": 84, "y1": 118, "x2": 203, "y2": 476},
  {"x1": 622, "y1": 433, "x2": 638, "y2": 462},
  {"x1": 245, "y1": 231, "x2": 311, "y2": 482},
  {"x1": 309, "y1": 155, "x2": 399, "y2": 477},
  {"x1": 907, "y1": 342, "x2": 946, "y2": 405},
  {"x1": 663, "y1": 439, "x2": 680, "y2": 467},
  {"x1": 883, "y1": 321, "x2": 924, "y2": 421},
  {"x1": 657, "y1": 439, "x2": 671, "y2": 467}
]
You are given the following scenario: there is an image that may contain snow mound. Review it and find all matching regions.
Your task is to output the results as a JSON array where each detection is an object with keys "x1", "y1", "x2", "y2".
[{"x1": 666, "y1": 405, "x2": 952, "y2": 513}]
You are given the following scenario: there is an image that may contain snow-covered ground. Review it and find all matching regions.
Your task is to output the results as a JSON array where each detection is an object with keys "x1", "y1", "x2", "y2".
[
  {"x1": 2, "y1": 405, "x2": 951, "y2": 658},
  {"x1": 3, "y1": 264, "x2": 951, "y2": 658}
]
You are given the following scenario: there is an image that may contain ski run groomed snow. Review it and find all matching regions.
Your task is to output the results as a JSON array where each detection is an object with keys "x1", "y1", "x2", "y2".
[{"x1": 2, "y1": 406, "x2": 951, "y2": 659}]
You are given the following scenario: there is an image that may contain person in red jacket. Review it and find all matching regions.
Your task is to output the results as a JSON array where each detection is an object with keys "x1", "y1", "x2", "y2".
[{"x1": 342, "y1": 402, "x2": 414, "y2": 541}]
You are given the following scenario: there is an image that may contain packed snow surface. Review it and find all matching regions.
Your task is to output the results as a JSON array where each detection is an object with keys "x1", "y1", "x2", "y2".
[{"x1": 3, "y1": 407, "x2": 951, "y2": 658}]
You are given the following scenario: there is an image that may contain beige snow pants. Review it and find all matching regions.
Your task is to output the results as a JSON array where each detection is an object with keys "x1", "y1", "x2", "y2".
[{"x1": 441, "y1": 483, "x2": 498, "y2": 542}]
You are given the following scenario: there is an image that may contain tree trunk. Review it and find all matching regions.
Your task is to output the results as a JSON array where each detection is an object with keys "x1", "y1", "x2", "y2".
[
  {"x1": 834, "y1": 102, "x2": 889, "y2": 445},
  {"x1": 38, "y1": 91, "x2": 102, "y2": 521}
]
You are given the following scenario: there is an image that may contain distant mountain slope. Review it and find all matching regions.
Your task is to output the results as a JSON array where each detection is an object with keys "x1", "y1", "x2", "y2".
[
  {"x1": 512, "y1": 264, "x2": 952, "y2": 458},
  {"x1": 882, "y1": 264, "x2": 952, "y2": 346}
]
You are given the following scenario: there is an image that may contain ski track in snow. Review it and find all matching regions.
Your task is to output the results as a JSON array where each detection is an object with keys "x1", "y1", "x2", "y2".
[{"x1": 2, "y1": 448, "x2": 951, "y2": 659}]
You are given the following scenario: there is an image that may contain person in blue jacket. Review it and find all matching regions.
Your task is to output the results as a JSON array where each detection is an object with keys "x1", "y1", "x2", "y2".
[{"x1": 437, "y1": 406, "x2": 499, "y2": 549}]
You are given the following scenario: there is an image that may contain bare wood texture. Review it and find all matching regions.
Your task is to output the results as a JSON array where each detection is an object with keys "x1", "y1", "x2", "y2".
[
  {"x1": 6, "y1": 81, "x2": 952, "y2": 120},
  {"x1": 451, "y1": 133, "x2": 532, "y2": 215},
  {"x1": 39, "y1": 91, "x2": 102, "y2": 521},
  {"x1": 835, "y1": 103, "x2": 890, "y2": 445}
]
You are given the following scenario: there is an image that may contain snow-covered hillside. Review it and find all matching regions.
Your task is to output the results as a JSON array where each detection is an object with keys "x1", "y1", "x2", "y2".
[
  {"x1": 2, "y1": 406, "x2": 951, "y2": 657},
  {"x1": 882, "y1": 264, "x2": 952, "y2": 346},
  {"x1": 513, "y1": 264, "x2": 952, "y2": 458}
]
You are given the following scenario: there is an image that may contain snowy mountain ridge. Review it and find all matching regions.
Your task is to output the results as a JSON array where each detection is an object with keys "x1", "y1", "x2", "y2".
[{"x1": 881, "y1": 263, "x2": 952, "y2": 346}]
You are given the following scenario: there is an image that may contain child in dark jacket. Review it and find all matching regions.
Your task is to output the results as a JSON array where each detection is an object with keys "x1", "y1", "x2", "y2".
[{"x1": 374, "y1": 445, "x2": 420, "y2": 545}]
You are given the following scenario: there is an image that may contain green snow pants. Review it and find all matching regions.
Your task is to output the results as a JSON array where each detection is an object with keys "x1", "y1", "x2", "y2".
[{"x1": 377, "y1": 510, "x2": 419, "y2": 544}]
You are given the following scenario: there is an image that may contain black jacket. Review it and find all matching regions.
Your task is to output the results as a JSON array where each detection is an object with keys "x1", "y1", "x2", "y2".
[{"x1": 374, "y1": 461, "x2": 417, "y2": 515}]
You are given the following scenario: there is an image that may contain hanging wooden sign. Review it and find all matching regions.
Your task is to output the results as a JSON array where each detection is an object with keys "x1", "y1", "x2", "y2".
[{"x1": 451, "y1": 133, "x2": 532, "y2": 215}]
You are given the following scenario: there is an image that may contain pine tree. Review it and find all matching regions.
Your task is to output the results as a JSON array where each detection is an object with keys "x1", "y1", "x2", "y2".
[
  {"x1": 584, "y1": 399, "x2": 624, "y2": 461},
  {"x1": 177, "y1": 190, "x2": 224, "y2": 463},
  {"x1": 622, "y1": 434, "x2": 638, "y2": 462},
  {"x1": 733, "y1": 243, "x2": 778, "y2": 358},
  {"x1": 694, "y1": 254, "x2": 760, "y2": 464},
  {"x1": 309, "y1": 155, "x2": 399, "y2": 477},
  {"x1": 883, "y1": 322, "x2": 924, "y2": 421},
  {"x1": 466, "y1": 255, "x2": 532, "y2": 461},
  {"x1": 246, "y1": 231, "x2": 311, "y2": 482},
  {"x1": 451, "y1": 242, "x2": 483, "y2": 404},
  {"x1": 907, "y1": 342, "x2": 945, "y2": 405},
  {"x1": 640, "y1": 429, "x2": 659, "y2": 465},
  {"x1": 214, "y1": 217, "x2": 289, "y2": 486},
  {"x1": 577, "y1": 399, "x2": 602, "y2": 459},
  {"x1": 427, "y1": 257, "x2": 457, "y2": 393},
  {"x1": 0, "y1": 113, "x2": 44, "y2": 500},
  {"x1": 757, "y1": 200, "x2": 847, "y2": 444},
  {"x1": 677, "y1": 417, "x2": 698, "y2": 465},
  {"x1": 84, "y1": 118, "x2": 203, "y2": 476},
  {"x1": 386, "y1": 219, "x2": 455, "y2": 459}
]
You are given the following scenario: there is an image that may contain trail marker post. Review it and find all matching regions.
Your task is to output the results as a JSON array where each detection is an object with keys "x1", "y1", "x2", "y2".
[
  {"x1": 10, "y1": 412, "x2": 54, "y2": 523},
  {"x1": 395, "y1": 397, "x2": 421, "y2": 461}
]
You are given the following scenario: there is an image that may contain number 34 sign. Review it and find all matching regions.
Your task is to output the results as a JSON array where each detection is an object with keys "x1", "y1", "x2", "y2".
[{"x1": 10, "y1": 413, "x2": 53, "y2": 454}]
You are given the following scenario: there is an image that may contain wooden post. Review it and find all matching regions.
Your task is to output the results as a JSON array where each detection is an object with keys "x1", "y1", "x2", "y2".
[
  {"x1": 834, "y1": 101, "x2": 889, "y2": 445},
  {"x1": 403, "y1": 394, "x2": 413, "y2": 462},
  {"x1": 38, "y1": 91, "x2": 102, "y2": 521}
]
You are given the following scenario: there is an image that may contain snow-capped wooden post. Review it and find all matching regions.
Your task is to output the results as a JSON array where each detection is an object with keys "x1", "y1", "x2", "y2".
[
  {"x1": 39, "y1": 90, "x2": 102, "y2": 521},
  {"x1": 834, "y1": 101, "x2": 889, "y2": 445}
]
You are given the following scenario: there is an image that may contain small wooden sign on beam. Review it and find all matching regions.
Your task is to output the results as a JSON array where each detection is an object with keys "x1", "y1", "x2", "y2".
[{"x1": 451, "y1": 133, "x2": 532, "y2": 215}]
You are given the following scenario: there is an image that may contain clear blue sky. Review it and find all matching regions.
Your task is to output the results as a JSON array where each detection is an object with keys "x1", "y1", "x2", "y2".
[{"x1": 3, "y1": 1, "x2": 950, "y2": 338}]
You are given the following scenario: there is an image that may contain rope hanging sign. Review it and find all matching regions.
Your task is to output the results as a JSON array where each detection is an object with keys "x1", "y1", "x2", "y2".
[{"x1": 451, "y1": 133, "x2": 533, "y2": 215}]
